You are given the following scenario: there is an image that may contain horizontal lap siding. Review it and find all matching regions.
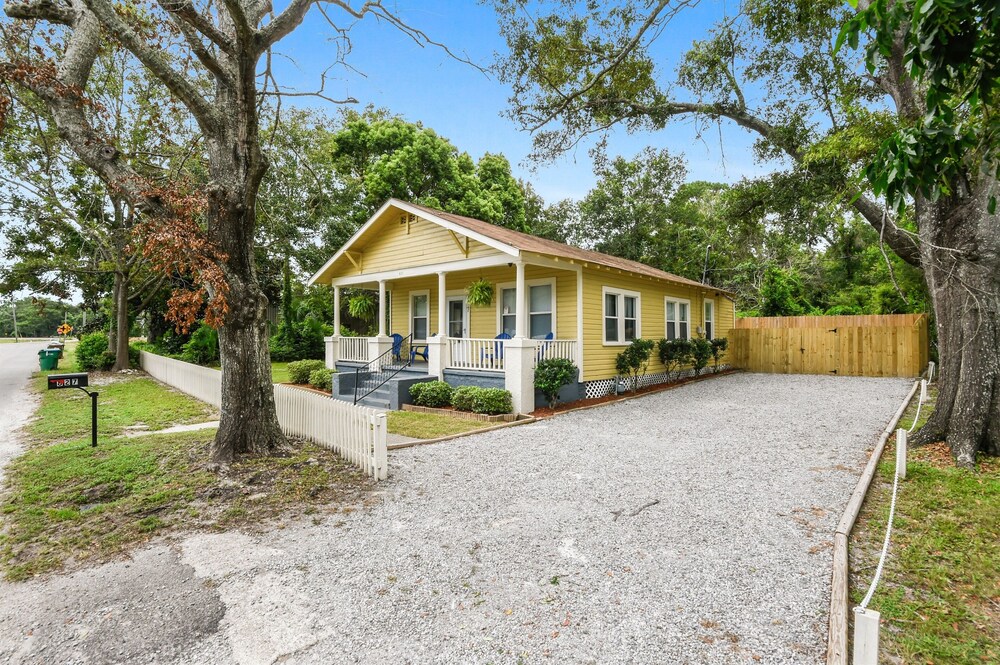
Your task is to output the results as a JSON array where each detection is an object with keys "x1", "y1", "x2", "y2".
[
  {"x1": 348, "y1": 215, "x2": 497, "y2": 275},
  {"x1": 581, "y1": 268, "x2": 730, "y2": 382},
  {"x1": 388, "y1": 265, "x2": 577, "y2": 340}
]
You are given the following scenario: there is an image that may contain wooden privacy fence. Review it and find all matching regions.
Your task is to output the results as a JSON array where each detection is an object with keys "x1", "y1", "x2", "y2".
[
  {"x1": 727, "y1": 314, "x2": 929, "y2": 378},
  {"x1": 140, "y1": 351, "x2": 387, "y2": 479}
]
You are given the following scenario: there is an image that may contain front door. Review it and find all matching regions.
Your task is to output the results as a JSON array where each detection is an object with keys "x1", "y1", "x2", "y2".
[{"x1": 446, "y1": 296, "x2": 468, "y2": 338}]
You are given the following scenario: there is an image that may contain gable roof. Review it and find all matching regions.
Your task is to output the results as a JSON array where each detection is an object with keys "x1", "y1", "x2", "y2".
[{"x1": 309, "y1": 198, "x2": 731, "y2": 295}]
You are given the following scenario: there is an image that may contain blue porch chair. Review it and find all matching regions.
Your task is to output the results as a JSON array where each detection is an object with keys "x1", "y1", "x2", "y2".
[
  {"x1": 482, "y1": 332, "x2": 511, "y2": 368},
  {"x1": 535, "y1": 331, "x2": 555, "y2": 361},
  {"x1": 390, "y1": 333, "x2": 404, "y2": 362}
]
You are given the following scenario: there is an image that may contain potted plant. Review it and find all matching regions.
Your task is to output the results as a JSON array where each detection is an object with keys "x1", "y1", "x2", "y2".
[{"x1": 466, "y1": 278, "x2": 494, "y2": 307}]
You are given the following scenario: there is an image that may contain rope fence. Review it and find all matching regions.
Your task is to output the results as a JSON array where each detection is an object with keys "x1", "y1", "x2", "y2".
[{"x1": 852, "y1": 364, "x2": 933, "y2": 664}]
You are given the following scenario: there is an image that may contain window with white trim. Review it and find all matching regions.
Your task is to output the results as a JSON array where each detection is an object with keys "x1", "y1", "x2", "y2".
[
  {"x1": 498, "y1": 279, "x2": 556, "y2": 338},
  {"x1": 603, "y1": 287, "x2": 640, "y2": 344},
  {"x1": 665, "y1": 297, "x2": 691, "y2": 340},
  {"x1": 704, "y1": 299, "x2": 715, "y2": 340},
  {"x1": 410, "y1": 291, "x2": 429, "y2": 341}
]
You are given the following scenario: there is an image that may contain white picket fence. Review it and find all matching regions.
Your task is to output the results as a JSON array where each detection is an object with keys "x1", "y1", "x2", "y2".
[{"x1": 140, "y1": 351, "x2": 387, "y2": 480}]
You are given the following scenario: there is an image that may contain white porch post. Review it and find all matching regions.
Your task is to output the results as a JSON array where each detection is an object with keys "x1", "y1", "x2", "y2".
[
  {"x1": 506, "y1": 260, "x2": 535, "y2": 414},
  {"x1": 326, "y1": 284, "x2": 341, "y2": 369},
  {"x1": 377, "y1": 279, "x2": 387, "y2": 337},
  {"x1": 369, "y1": 279, "x2": 392, "y2": 365},
  {"x1": 427, "y1": 271, "x2": 449, "y2": 379},
  {"x1": 575, "y1": 268, "x2": 584, "y2": 376}
]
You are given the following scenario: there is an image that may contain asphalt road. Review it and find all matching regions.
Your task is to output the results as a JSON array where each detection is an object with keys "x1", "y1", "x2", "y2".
[{"x1": 0, "y1": 340, "x2": 47, "y2": 487}]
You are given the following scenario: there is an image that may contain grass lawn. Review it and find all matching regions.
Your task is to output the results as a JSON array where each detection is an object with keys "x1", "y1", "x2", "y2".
[
  {"x1": 850, "y1": 385, "x2": 1000, "y2": 664},
  {"x1": 1, "y1": 352, "x2": 375, "y2": 581},
  {"x1": 386, "y1": 411, "x2": 495, "y2": 439},
  {"x1": 271, "y1": 361, "x2": 291, "y2": 384}
]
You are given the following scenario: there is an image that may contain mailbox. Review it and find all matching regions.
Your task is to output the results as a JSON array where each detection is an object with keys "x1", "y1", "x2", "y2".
[{"x1": 47, "y1": 373, "x2": 89, "y2": 390}]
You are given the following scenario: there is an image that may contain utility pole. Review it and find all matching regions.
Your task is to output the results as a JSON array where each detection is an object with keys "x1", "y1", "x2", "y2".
[
  {"x1": 11, "y1": 299, "x2": 19, "y2": 342},
  {"x1": 701, "y1": 244, "x2": 713, "y2": 285}
]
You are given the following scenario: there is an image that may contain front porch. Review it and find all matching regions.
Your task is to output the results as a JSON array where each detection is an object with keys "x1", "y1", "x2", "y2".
[{"x1": 323, "y1": 259, "x2": 582, "y2": 413}]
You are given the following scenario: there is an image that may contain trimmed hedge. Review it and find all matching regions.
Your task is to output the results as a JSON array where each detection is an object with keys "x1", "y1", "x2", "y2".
[
  {"x1": 409, "y1": 380, "x2": 453, "y2": 408},
  {"x1": 471, "y1": 388, "x2": 513, "y2": 415},
  {"x1": 308, "y1": 368, "x2": 334, "y2": 391},
  {"x1": 451, "y1": 386, "x2": 479, "y2": 412},
  {"x1": 288, "y1": 359, "x2": 326, "y2": 384}
]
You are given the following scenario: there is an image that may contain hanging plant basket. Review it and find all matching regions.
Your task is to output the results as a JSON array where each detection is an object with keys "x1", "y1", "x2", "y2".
[{"x1": 466, "y1": 279, "x2": 494, "y2": 307}]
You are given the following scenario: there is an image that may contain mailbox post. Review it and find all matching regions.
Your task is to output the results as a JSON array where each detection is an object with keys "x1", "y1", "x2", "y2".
[{"x1": 47, "y1": 373, "x2": 98, "y2": 447}]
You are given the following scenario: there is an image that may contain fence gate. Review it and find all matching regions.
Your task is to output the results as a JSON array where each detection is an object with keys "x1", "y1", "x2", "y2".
[{"x1": 727, "y1": 314, "x2": 929, "y2": 378}]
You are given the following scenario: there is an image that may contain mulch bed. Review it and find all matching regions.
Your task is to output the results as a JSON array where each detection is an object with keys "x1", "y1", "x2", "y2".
[{"x1": 530, "y1": 368, "x2": 740, "y2": 418}]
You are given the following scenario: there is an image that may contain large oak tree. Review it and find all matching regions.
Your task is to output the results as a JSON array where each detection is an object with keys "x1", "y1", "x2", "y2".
[
  {"x1": 493, "y1": 0, "x2": 998, "y2": 466},
  {"x1": 1, "y1": 0, "x2": 454, "y2": 462}
]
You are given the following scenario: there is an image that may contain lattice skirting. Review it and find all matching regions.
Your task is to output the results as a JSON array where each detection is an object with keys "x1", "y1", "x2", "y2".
[{"x1": 582, "y1": 365, "x2": 731, "y2": 399}]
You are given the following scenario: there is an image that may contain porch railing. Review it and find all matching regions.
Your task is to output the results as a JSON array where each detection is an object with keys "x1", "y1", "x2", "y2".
[
  {"x1": 340, "y1": 336, "x2": 370, "y2": 363},
  {"x1": 445, "y1": 337, "x2": 579, "y2": 372},
  {"x1": 354, "y1": 334, "x2": 413, "y2": 404},
  {"x1": 533, "y1": 339, "x2": 579, "y2": 368},
  {"x1": 448, "y1": 337, "x2": 506, "y2": 371}
]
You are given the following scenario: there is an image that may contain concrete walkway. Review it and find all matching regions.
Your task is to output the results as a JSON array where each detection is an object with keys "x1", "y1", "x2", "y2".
[{"x1": 0, "y1": 373, "x2": 914, "y2": 665}]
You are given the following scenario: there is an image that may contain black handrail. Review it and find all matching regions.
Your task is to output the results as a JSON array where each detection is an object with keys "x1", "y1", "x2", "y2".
[{"x1": 353, "y1": 334, "x2": 413, "y2": 404}]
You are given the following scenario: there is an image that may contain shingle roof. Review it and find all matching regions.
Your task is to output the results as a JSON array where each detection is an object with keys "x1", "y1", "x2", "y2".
[{"x1": 403, "y1": 200, "x2": 730, "y2": 294}]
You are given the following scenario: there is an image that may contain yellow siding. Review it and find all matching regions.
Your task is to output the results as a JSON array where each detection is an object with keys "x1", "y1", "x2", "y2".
[
  {"x1": 580, "y1": 267, "x2": 735, "y2": 381},
  {"x1": 387, "y1": 265, "x2": 577, "y2": 341},
  {"x1": 340, "y1": 214, "x2": 499, "y2": 276}
]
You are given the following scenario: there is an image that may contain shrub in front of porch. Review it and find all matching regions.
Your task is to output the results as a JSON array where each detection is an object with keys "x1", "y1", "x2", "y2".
[
  {"x1": 309, "y1": 368, "x2": 334, "y2": 391},
  {"x1": 535, "y1": 358, "x2": 577, "y2": 408},
  {"x1": 410, "y1": 381, "x2": 453, "y2": 408},
  {"x1": 287, "y1": 360, "x2": 326, "y2": 384},
  {"x1": 451, "y1": 386, "x2": 478, "y2": 412},
  {"x1": 471, "y1": 388, "x2": 513, "y2": 415}
]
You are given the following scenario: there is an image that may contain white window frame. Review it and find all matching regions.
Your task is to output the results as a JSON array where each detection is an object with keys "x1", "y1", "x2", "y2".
[
  {"x1": 664, "y1": 297, "x2": 692, "y2": 341},
  {"x1": 409, "y1": 290, "x2": 430, "y2": 342},
  {"x1": 496, "y1": 278, "x2": 557, "y2": 338},
  {"x1": 704, "y1": 298, "x2": 715, "y2": 340},
  {"x1": 602, "y1": 286, "x2": 642, "y2": 346}
]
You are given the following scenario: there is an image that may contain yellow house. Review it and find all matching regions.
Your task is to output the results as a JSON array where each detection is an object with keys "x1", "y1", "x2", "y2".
[{"x1": 308, "y1": 199, "x2": 736, "y2": 412}]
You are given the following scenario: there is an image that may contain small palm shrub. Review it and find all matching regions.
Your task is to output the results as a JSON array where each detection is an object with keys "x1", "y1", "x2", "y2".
[
  {"x1": 410, "y1": 380, "x2": 453, "y2": 408},
  {"x1": 472, "y1": 388, "x2": 513, "y2": 415},
  {"x1": 710, "y1": 338, "x2": 729, "y2": 373},
  {"x1": 308, "y1": 368, "x2": 334, "y2": 391},
  {"x1": 691, "y1": 338, "x2": 712, "y2": 376},
  {"x1": 288, "y1": 359, "x2": 326, "y2": 384},
  {"x1": 535, "y1": 357, "x2": 577, "y2": 407}
]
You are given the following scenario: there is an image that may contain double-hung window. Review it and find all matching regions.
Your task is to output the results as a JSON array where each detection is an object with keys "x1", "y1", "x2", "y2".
[
  {"x1": 498, "y1": 280, "x2": 556, "y2": 338},
  {"x1": 704, "y1": 299, "x2": 715, "y2": 340},
  {"x1": 410, "y1": 291, "x2": 429, "y2": 341},
  {"x1": 665, "y1": 297, "x2": 691, "y2": 340},
  {"x1": 603, "y1": 287, "x2": 640, "y2": 344}
]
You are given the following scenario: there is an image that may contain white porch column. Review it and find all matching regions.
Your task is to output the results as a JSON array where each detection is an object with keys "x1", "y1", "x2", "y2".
[
  {"x1": 377, "y1": 279, "x2": 387, "y2": 338},
  {"x1": 437, "y1": 271, "x2": 447, "y2": 338},
  {"x1": 575, "y1": 267, "x2": 584, "y2": 376},
  {"x1": 514, "y1": 261, "x2": 527, "y2": 338},
  {"x1": 426, "y1": 336, "x2": 449, "y2": 380},
  {"x1": 333, "y1": 285, "x2": 341, "y2": 335},
  {"x1": 324, "y1": 336, "x2": 339, "y2": 369},
  {"x1": 505, "y1": 337, "x2": 535, "y2": 414}
]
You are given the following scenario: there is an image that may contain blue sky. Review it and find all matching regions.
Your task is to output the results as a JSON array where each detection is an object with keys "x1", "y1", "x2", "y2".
[{"x1": 270, "y1": 1, "x2": 780, "y2": 202}]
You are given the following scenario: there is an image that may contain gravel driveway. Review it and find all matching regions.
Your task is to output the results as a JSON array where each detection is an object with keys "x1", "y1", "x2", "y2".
[{"x1": 0, "y1": 373, "x2": 912, "y2": 665}]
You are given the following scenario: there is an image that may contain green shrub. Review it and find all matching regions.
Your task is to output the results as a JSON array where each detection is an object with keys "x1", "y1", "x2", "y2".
[
  {"x1": 288, "y1": 359, "x2": 326, "y2": 384},
  {"x1": 451, "y1": 386, "x2": 480, "y2": 412},
  {"x1": 535, "y1": 357, "x2": 577, "y2": 407},
  {"x1": 615, "y1": 338, "x2": 655, "y2": 392},
  {"x1": 710, "y1": 338, "x2": 729, "y2": 373},
  {"x1": 658, "y1": 338, "x2": 693, "y2": 380},
  {"x1": 128, "y1": 344, "x2": 142, "y2": 367},
  {"x1": 411, "y1": 380, "x2": 453, "y2": 408},
  {"x1": 691, "y1": 338, "x2": 712, "y2": 376},
  {"x1": 181, "y1": 325, "x2": 219, "y2": 366},
  {"x1": 76, "y1": 332, "x2": 111, "y2": 371},
  {"x1": 270, "y1": 318, "x2": 325, "y2": 362},
  {"x1": 308, "y1": 368, "x2": 334, "y2": 391},
  {"x1": 472, "y1": 388, "x2": 513, "y2": 415},
  {"x1": 99, "y1": 351, "x2": 116, "y2": 370}
]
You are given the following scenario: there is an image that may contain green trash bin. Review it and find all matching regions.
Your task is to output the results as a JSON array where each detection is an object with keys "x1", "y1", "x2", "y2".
[{"x1": 38, "y1": 349, "x2": 60, "y2": 371}]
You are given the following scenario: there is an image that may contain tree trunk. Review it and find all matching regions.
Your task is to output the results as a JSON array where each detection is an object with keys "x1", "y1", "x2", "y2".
[
  {"x1": 112, "y1": 270, "x2": 131, "y2": 371},
  {"x1": 206, "y1": 58, "x2": 286, "y2": 463},
  {"x1": 910, "y1": 179, "x2": 1000, "y2": 466}
]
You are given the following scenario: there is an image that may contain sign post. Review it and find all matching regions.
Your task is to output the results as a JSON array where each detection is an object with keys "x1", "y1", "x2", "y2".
[{"x1": 47, "y1": 373, "x2": 98, "y2": 447}]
